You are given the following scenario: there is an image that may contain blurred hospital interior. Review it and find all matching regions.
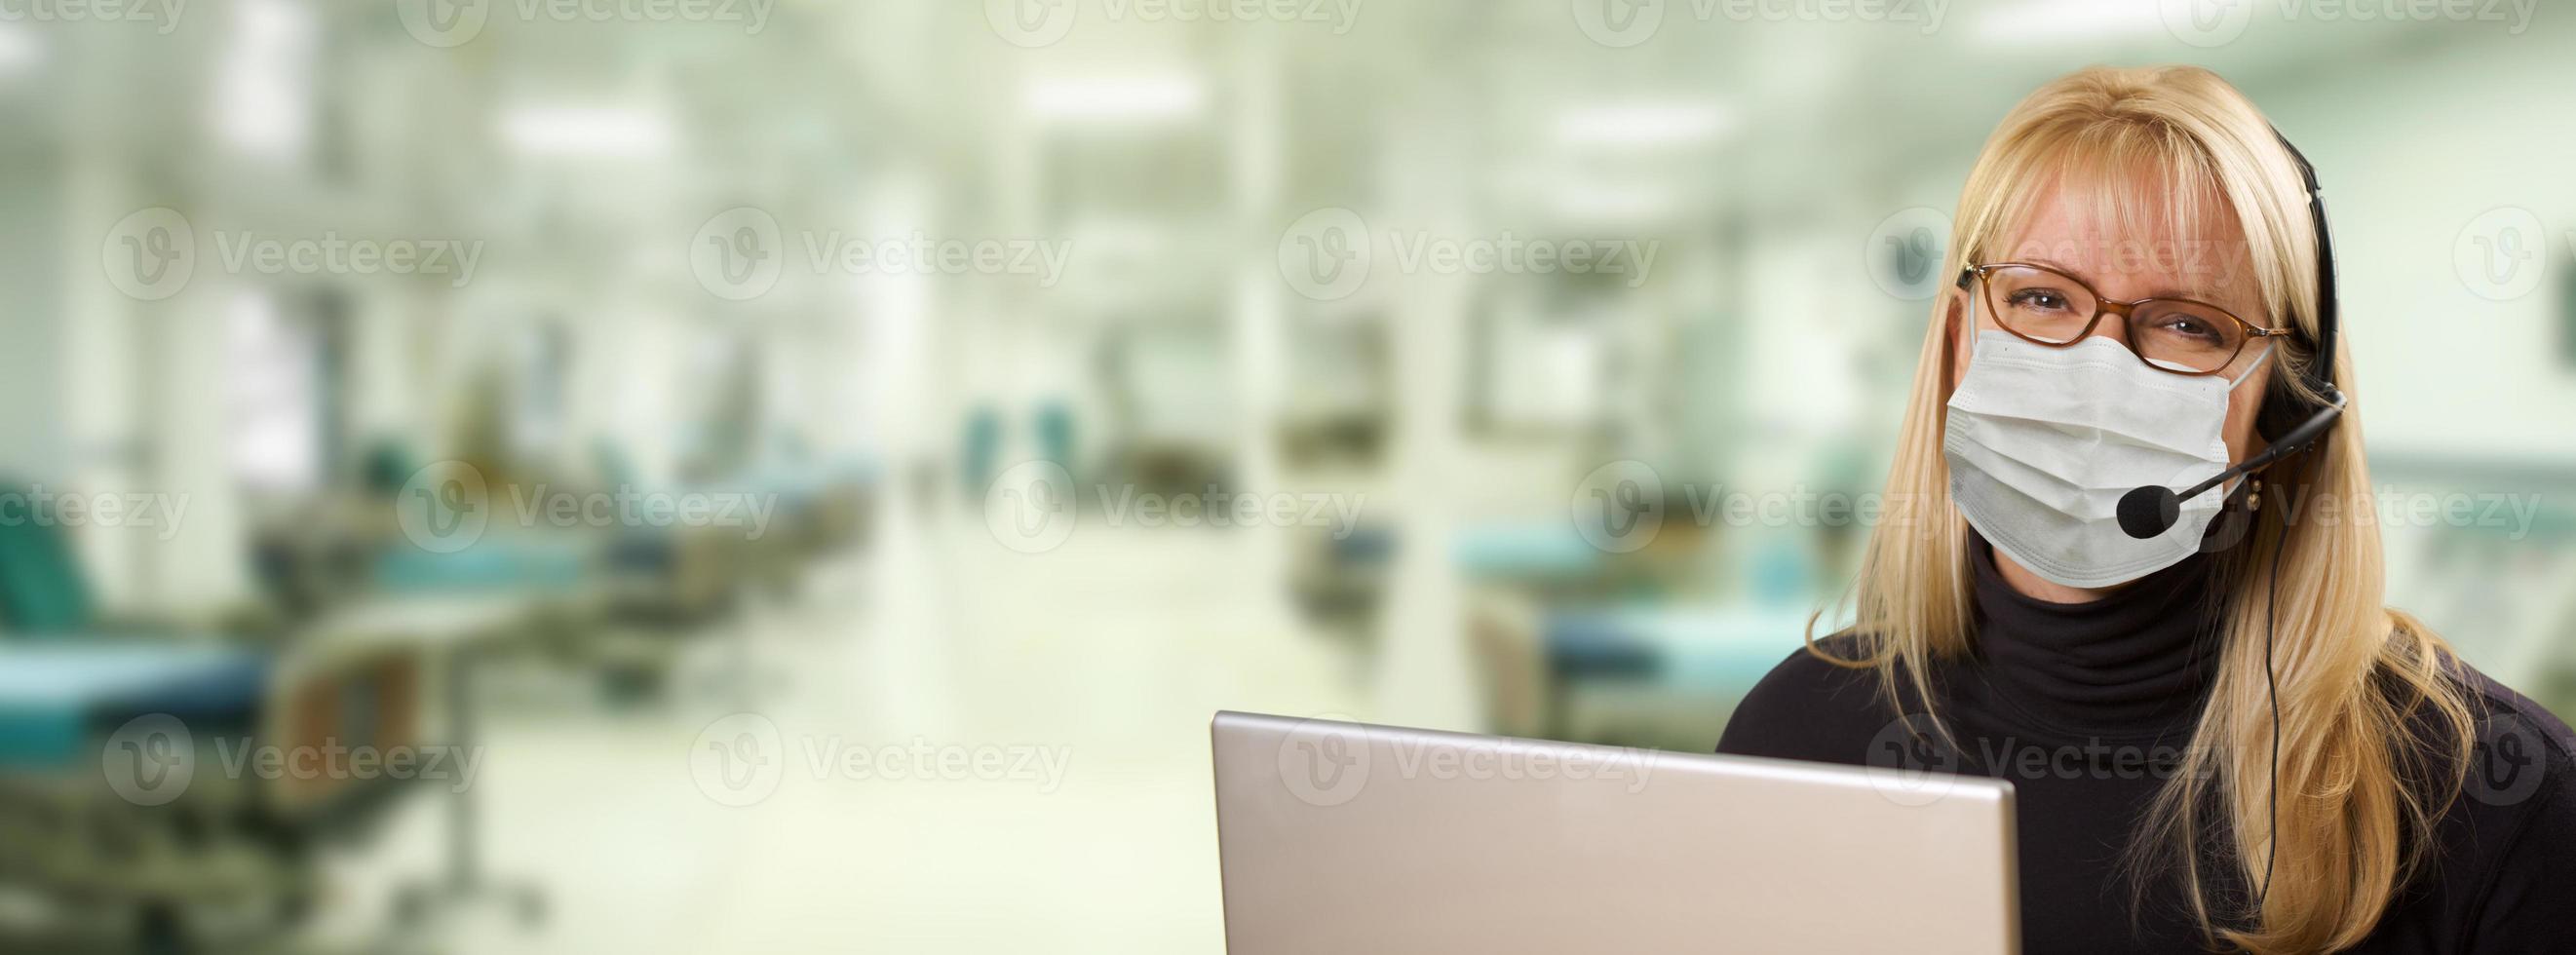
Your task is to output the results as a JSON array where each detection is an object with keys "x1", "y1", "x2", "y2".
[{"x1": 0, "y1": 0, "x2": 2573, "y2": 951}]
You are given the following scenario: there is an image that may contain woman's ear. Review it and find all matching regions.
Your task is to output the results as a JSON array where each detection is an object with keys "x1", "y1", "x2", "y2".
[{"x1": 1941, "y1": 286, "x2": 1968, "y2": 392}]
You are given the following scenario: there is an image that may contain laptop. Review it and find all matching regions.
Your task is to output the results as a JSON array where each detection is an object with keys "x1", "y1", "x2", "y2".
[{"x1": 1211, "y1": 710, "x2": 2018, "y2": 954}]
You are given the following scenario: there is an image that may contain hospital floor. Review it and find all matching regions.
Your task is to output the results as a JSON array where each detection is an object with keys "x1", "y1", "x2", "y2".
[{"x1": 301, "y1": 516, "x2": 1372, "y2": 954}]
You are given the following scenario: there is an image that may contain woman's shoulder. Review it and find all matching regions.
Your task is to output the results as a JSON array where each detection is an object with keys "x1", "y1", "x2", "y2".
[
  {"x1": 2410, "y1": 655, "x2": 2576, "y2": 945},
  {"x1": 2430, "y1": 656, "x2": 2576, "y2": 818},
  {"x1": 1713, "y1": 630, "x2": 1900, "y2": 762}
]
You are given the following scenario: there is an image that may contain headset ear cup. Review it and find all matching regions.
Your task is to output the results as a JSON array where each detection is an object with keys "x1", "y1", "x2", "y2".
[{"x1": 2255, "y1": 377, "x2": 2305, "y2": 443}]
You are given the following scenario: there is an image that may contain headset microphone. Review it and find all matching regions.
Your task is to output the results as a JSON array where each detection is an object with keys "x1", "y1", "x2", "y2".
[
  {"x1": 2117, "y1": 130, "x2": 2345, "y2": 542},
  {"x1": 2114, "y1": 396, "x2": 2342, "y2": 540}
]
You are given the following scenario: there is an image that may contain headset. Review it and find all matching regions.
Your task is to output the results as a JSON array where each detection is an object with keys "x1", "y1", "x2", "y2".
[
  {"x1": 2109, "y1": 129, "x2": 2344, "y2": 912},
  {"x1": 2115, "y1": 133, "x2": 2347, "y2": 540}
]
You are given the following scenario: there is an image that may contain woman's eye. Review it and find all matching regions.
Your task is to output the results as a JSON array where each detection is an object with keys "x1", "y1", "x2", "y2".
[
  {"x1": 2150, "y1": 316, "x2": 2222, "y2": 343},
  {"x1": 2007, "y1": 288, "x2": 2071, "y2": 312}
]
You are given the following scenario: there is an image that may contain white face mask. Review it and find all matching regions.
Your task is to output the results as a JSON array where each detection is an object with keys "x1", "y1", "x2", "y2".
[{"x1": 1943, "y1": 323, "x2": 2268, "y2": 590}]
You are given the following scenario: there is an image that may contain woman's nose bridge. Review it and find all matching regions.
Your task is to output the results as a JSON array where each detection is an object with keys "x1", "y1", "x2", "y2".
[{"x1": 2089, "y1": 299, "x2": 2136, "y2": 344}]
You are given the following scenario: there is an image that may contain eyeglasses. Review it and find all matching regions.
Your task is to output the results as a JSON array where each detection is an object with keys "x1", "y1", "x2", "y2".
[{"x1": 1955, "y1": 263, "x2": 2292, "y2": 376}]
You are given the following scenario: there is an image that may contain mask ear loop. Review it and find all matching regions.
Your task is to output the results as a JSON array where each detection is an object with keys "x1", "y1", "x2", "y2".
[
  {"x1": 1964, "y1": 286, "x2": 1988, "y2": 363},
  {"x1": 2229, "y1": 342, "x2": 2277, "y2": 393},
  {"x1": 2208, "y1": 344, "x2": 2280, "y2": 505}
]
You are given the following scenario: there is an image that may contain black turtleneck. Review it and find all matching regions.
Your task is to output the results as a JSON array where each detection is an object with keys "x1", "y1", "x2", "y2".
[
  {"x1": 1715, "y1": 534, "x2": 2576, "y2": 954},
  {"x1": 1950, "y1": 534, "x2": 2225, "y2": 741}
]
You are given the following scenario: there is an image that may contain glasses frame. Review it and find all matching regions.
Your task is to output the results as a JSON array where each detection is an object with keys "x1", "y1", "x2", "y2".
[{"x1": 1955, "y1": 262, "x2": 2293, "y2": 377}]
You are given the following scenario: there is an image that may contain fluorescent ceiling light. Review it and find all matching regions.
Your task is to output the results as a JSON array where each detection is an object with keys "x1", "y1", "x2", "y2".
[
  {"x1": 501, "y1": 105, "x2": 676, "y2": 157},
  {"x1": 1024, "y1": 75, "x2": 1207, "y2": 125},
  {"x1": 215, "y1": 0, "x2": 316, "y2": 160},
  {"x1": 1970, "y1": 0, "x2": 2161, "y2": 40},
  {"x1": 0, "y1": 22, "x2": 45, "y2": 73},
  {"x1": 1555, "y1": 102, "x2": 1733, "y2": 147}
]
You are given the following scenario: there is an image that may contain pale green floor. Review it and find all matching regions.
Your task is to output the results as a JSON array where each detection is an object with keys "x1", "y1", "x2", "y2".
[{"x1": 309, "y1": 516, "x2": 1369, "y2": 954}]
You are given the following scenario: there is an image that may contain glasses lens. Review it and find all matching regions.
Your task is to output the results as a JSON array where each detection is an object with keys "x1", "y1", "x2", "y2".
[
  {"x1": 1983, "y1": 266, "x2": 2097, "y2": 344},
  {"x1": 2127, "y1": 301, "x2": 2249, "y2": 374}
]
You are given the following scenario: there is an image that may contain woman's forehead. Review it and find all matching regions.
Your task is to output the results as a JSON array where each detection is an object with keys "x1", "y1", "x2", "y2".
[{"x1": 1992, "y1": 173, "x2": 2259, "y2": 304}]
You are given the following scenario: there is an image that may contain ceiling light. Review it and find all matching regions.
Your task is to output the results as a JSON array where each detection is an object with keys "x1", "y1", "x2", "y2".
[
  {"x1": 501, "y1": 105, "x2": 676, "y2": 158},
  {"x1": 1555, "y1": 102, "x2": 1733, "y2": 147},
  {"x1": 1024, "y1": 75, "x2": 1207, "y2": 125}
]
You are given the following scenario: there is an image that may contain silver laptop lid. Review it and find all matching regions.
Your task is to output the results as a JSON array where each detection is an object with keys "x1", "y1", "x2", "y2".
[{"x1": 1211, "y1": 710, "x2": 2018, "y2": 955}]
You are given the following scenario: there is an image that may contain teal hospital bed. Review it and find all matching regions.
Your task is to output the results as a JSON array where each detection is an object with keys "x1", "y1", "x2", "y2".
[{"x1": 0, "y1": 486, "x2": 420, "y2": 953}]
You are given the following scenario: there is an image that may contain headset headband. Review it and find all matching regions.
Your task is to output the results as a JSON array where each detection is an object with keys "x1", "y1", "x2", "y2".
[{"x1": 2269, "y1": 129, "x2": 2341, "y2": 401}]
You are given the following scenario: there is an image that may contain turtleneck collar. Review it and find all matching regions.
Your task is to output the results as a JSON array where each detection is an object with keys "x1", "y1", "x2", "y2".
[{"x1": 1952, "y1": 532, "x2": 2227, "y2": 742}]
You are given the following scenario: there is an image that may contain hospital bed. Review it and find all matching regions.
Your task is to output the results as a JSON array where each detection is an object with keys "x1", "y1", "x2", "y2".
[
  {"x1": 0, "y1": 487, "x2": 425, "y2": 953},
  {"x1": 593, "y1": 439, "x2": 877, "y2": 621},
  {"x1": 0, "y1": 643, "x2": 282, "y2": 939},
  {"x1": 1470, "y1": 594, "x2": 1806, "y2": 748}
]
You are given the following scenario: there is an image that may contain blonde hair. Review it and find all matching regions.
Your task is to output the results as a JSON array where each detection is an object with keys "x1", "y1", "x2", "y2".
[{"x1": 1819, "y1": 65, "x2": 2477, "y2": 953}]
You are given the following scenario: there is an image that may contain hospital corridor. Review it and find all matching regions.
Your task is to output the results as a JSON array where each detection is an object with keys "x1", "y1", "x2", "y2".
[
  {"x1": 327, "y1": 524, "x2": 1357, "y2": 955},
  {"x1": 3, "y1": 1, "x2": 2575, "y2": 952}
]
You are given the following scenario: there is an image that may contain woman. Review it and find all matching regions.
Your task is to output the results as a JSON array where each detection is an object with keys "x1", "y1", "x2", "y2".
[{"x1": 1716, "y1": 65, "x2": 2576, "y2": 954}]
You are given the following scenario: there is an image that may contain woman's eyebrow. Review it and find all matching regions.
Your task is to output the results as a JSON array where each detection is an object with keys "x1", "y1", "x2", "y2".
[{"x1": 2022, "y1": 256, "x2": 2231, "y2": 303}]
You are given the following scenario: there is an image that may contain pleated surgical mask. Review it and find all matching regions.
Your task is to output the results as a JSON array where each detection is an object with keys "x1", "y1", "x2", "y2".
[{"x1": 1943, "y1": 324, "x2": 2267, "y2": 590}]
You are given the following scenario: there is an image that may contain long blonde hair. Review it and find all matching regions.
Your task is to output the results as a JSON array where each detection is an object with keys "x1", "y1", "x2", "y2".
[{"x1": 1821, "y1": 65, "x2": 2476, "y2": 953}]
